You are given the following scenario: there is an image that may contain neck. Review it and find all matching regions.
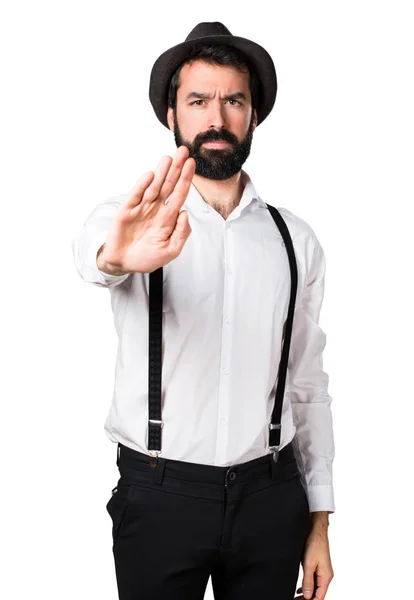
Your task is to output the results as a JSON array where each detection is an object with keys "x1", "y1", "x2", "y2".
[{"x1": 192, "y1": 170, "x2": 245, "y2": 221}]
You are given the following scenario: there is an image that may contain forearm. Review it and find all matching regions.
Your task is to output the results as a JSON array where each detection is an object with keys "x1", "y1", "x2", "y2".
[{"x1": 310, "y1": 510, "x2": 329, "y2": 533}]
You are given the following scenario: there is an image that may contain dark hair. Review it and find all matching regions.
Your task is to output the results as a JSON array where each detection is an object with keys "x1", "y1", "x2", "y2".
[{"x1": 167, "y1": 43, "x2": 260, "y2": 114}]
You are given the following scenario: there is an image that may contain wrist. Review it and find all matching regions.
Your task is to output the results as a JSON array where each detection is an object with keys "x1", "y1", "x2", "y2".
[
  {"x1": 96, "y1": 244, "x2": 127, "y2": 276},
  {"x1": 310, "y1": 511, "x2": 329, "y2": 531}
]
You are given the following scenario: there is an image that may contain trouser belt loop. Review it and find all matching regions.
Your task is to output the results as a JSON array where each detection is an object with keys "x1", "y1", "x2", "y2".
[{"x1": 152, "y1": 456, "x2": 166, "y2": 485}]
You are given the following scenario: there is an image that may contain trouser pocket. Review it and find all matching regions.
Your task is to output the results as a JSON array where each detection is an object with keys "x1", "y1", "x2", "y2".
[{"x1": 106, "y1": 479, "x2": 135, "y2": 548}]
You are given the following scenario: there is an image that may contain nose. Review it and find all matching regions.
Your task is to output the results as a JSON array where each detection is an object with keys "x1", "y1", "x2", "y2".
[{"x1": 206, "y1": 100, "x2": 226, "y2": 130}]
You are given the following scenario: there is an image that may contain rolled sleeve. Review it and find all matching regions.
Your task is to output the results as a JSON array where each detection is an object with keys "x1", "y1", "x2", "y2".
[
  {"x1": 288, "y1": 235, "x2": 336, "y2": 514},
  {"x1": 71, "y1": 196, "x2": 131, "y2": 288}
]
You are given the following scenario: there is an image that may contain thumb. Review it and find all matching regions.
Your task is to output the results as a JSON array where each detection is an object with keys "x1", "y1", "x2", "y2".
[
  {"x1": 302, "y1": 569, "x2": 314, "y2": 599},
  {"x1": 169, "y1": 209, "x2": 191, "y2": 252}
]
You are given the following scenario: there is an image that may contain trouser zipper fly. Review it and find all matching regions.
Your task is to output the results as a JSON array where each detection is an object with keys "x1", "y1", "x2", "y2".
[
  {"x1": 220, "y1": 468, "x2": 232, "y2": 548},
  {"x1": 224, "y1": 467, "x2": 230, "y2": 492}
]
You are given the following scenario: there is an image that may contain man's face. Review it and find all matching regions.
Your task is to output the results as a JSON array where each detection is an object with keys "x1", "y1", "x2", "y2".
[{"x1": 167, "y1": 61, "x2": 257, "y2": 181}]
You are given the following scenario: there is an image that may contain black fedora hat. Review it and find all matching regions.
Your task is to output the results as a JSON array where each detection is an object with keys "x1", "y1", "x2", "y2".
[{"x1": 149, "y1": 21, "x2": 277, "y2": 130}]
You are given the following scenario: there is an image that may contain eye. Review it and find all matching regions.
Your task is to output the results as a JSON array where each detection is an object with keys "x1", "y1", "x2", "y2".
[{"x1": 190, "y1": 99, "x2": 242, "y2": 106}]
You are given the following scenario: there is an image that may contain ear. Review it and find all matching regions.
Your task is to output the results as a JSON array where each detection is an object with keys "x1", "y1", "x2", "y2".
[
  {"x1": 167, "y1": 106, "x2": 174, "y2": 132},
  {"x1": 252, "y1": 108, "x2": 258, "y2": 131}
]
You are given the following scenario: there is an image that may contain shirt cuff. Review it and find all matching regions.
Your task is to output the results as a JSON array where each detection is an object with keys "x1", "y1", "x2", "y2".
[
  {"x1": 306, "y1": 484, "x2": 336, "y2": 514},
  {"x1": 72, "y1": 228, "x2": 131, "y2": 288}
]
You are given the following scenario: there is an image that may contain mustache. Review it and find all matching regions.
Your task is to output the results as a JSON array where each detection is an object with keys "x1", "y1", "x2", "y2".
[{"x1": 195, "y1": 130, "x2": 237, "y2": 146}]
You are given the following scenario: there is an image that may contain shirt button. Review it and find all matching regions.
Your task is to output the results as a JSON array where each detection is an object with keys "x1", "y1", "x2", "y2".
[
  {"x1": 223, "y1": 368, "x2": 229, "y2": 375},
  {"x1": 224, "y1": 317, "x2": 231, "y2": 324},
  {"x1": 222, "y1": 417, "x2": 227, "y2": 424}
]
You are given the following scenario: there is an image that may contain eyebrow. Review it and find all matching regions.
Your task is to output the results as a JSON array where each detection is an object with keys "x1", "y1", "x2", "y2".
[{"x1": 184, "y1": 92, "x2": 248, "y2": 102}]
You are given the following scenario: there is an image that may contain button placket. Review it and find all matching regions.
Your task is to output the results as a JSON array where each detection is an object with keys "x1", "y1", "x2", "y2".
[{"x1": 216, "y1": 221, "x2": 233, "y2": 462}]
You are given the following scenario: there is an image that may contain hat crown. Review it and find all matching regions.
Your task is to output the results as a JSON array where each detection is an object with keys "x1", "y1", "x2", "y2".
[{"x1": 185, "y1": 21, "x2": 233, "y2": 42}]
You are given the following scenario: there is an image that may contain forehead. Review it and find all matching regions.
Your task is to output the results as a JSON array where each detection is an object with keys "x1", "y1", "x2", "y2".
[{"x1": 178, "y1": 60, "x2": 250, "y2": 93}]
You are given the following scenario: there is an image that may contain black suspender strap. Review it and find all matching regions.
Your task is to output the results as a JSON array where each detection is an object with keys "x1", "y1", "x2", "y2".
[
  {"x1": 147, "y1": 265, "x2": 164, "y2": 466},
  {"x1": 265, "y1": 204, "x2": 298, "y2": 463},
  {"x1": 146, "y1": 203, "x2": 298, "y2": 468}
]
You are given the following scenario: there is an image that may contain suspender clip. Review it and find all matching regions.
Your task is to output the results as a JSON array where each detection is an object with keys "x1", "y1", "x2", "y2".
[
  {"x1": 269, "y1": 446, "x2": 280, "y2": 463},
  {"x1": 148, "y1": 449, "x2": 161, "y2": 468}
]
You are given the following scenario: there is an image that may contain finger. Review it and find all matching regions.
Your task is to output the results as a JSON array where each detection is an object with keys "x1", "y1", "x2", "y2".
[
  {"x1": 141, "y1": 155, "x2": 174, "y2": 204},
  {"x1": 125, "y1": 171, "x2": 155, "y2": 209},
  {"x1": 167, "y1": 209, "x2": 191, "y2": 255},
  {"x1": 164, "y1": 157, "x2": 196, "y2": 213},
  {"x1": 157, "y1": 145, "x2": 190, "y2": 202},
  {"x1": 314, "y1": 585, "x2": 328, "y2": 599}
]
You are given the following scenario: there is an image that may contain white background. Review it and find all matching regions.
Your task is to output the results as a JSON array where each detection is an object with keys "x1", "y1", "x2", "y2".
[{"x1": 2, "y1": 1, "x2": 413, "y2": 598}]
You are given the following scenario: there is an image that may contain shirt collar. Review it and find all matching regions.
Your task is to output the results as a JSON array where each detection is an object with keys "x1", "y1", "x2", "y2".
[{"x1": 183, "y1": 169, "x2": 267, "y2": 216}]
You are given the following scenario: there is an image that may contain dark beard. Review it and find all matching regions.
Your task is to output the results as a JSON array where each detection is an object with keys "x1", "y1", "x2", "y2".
[{"x1": 172, "y1": 107, "x2": 255, "y2": 181}]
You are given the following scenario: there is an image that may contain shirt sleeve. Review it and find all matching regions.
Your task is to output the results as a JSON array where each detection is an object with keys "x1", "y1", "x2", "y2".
[
  {"x1": 288, "y1": 234, "x2": 336, "y2": 514},
  {"x1": 71, "y1": 196, "x2": 132, "y2": 288}
]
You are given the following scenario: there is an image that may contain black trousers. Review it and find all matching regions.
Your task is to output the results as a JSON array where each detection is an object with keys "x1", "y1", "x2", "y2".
[{"x1": 106, "y1": 441, "x2": 311, "y2": 600}]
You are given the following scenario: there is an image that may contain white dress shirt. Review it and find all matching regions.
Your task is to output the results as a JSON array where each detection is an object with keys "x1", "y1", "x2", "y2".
[{"x1": 72, "y1": 169, "x2": 335, "y2": 513}]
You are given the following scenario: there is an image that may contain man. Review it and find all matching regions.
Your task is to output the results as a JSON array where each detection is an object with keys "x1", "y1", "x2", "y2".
[{"x1": 72, "y1": 21, "x2": 335, "y2": 600}]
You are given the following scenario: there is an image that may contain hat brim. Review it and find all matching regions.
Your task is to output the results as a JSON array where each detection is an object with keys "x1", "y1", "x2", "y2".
[{"x1": 149, "y1": 34, "x2": 277, "y2": 129}]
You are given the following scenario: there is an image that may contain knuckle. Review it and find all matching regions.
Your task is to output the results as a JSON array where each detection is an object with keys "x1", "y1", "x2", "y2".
[
  {"x1": 144, "y1": 183, "x2": 160, "y2": 199},
  {"x1": 163, "y1": 176, "x2": 176, "y2": 188}
]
